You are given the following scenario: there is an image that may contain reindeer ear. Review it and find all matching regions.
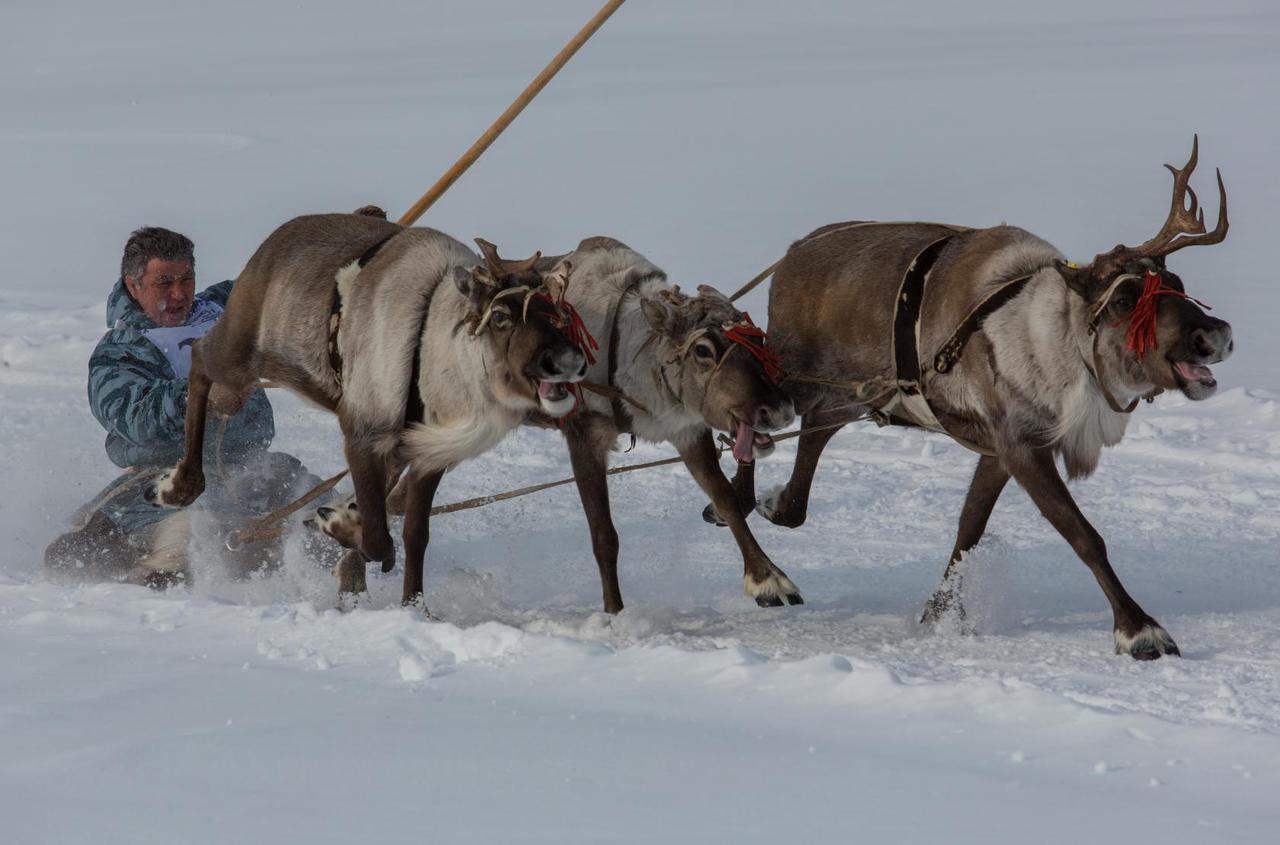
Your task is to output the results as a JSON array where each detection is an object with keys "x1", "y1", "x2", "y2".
[
  {"x1": 695, "y1": 284, "x2": 731, "y2": 305},
  {"x1": 452, "y1": 265, "x2": 474, "y2": 297},
  {"x1": 1055, "y1": 260, "x2": 1094, "y2": 300},
  {"x1": 455, "y1": 265, "x2": 495, "y2": 312},
  {"x1": 641, "y1": 296, "x2": 681, "y2": 337}
]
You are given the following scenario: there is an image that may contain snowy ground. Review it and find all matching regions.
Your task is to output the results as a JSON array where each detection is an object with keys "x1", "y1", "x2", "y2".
[{"x1": 3, "y1": 1, "x2": 1279, "y2": 843}]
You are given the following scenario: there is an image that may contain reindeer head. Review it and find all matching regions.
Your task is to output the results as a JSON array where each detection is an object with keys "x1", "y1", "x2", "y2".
[
  {"x1": 642, "y1": 285, "x2": 795, "y2": 462},
  {"x1": 304, "y1": 496, "x2": 362, "y2": 551},
  {"x1": 1056, "y1": 136, "x2": 1234, "y2": 402},
  {"x1": 454, "y1": 239, "x2": 587, "y2": 417}
]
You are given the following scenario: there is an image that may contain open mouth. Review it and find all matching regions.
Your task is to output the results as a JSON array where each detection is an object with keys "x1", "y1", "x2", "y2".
[
  {"x1": 730, "y1": 419, "x2": 776, "y2": 463},
  {"x1": 1170, "y1": 359, "x2": 1216, "y2": 392},
  {"x1": 536, "y1": 379, "x2": 577, "y2": 417}
]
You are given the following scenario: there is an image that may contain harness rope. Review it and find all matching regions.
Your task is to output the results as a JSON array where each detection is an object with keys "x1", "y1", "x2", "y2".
[{"x1": 228, "y1": 418, "x2": 861, "y2": 550}]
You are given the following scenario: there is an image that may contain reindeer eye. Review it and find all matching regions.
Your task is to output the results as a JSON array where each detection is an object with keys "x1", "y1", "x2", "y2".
[
  {"x1": 694, "y1": 340, "x2": 716, "y2": 360},
  {"x1": 1112, "y1": 295, "x2": 1134, "y2": 313},
  {"x1": 491, "y1": 309, "x2": 513, "y2": 329}
]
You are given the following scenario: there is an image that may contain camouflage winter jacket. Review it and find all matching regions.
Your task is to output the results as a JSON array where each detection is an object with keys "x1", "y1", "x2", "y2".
[{"x1": 88, "y1": 278, "x2": 275, "y2": 469}]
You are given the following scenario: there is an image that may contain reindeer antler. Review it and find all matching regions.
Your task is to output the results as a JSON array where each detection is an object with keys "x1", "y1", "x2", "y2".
[
  {"x1": 474, "y1": 238, "x2": 542, "y2": 278},
  {"x1": 1095, "y1": 136, "x2": 1228, "y2": 271}
]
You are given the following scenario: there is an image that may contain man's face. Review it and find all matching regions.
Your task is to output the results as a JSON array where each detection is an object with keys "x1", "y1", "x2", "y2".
[{"x1": 125, "y1": 258, "x2": 195, "y2": 327}]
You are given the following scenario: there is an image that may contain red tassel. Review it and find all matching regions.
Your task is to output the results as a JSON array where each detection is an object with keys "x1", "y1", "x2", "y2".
[
  {"x1": 530, "y1": 291, "x2": 598, "y2": 424},
  {"x1": 724, "y1": 312, "x2": 783, "y2": 383},
  {"x1": 1118, "y1": 271, "x2": 1211, "y2": 357}
]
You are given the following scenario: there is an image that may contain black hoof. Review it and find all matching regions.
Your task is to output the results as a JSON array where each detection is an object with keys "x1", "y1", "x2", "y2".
[
  {"x1": 1117, "y1": 622, "x2": 1181, "y2": 660},
  {"x1": 380, "y1": 558, "x2": 395, "y2": 574},
  {"x1": 701, "y1": 503, "x2": 727, "y2": 527},
  {"x1": 143, "y1": 484, "x2": 159, "y2": 505},
  {"x1": 755, "y1": 594, "x2": 785, "y2": 608},
  {"x1": 785, "y1": 593, "x2": 804, "y2": 606}
]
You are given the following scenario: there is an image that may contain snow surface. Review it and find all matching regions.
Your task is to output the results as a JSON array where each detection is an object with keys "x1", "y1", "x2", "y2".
[{"x1": 2, "y1": 1, "x2": 1278, "y2": 842}]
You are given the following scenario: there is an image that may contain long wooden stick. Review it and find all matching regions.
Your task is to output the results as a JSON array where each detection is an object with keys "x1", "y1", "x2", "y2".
[{"x1": 397, "y1": 0, "x2": 627, "y2": 226}]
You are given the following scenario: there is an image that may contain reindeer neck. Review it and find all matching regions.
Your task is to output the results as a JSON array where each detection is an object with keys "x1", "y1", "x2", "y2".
[{"x1": 611, "y1": 294, "x2": 704, "y2": 442}]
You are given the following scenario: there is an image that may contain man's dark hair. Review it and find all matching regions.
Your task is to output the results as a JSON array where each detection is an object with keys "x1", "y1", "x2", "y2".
[{"x1": 120, "y1": 227, "x2": 195, "y2": 282}]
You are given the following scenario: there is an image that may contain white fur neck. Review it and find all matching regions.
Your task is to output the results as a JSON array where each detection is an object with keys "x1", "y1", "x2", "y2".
[{"x1": 986, "y1": 264, "x2": 1141, "y2": 477}]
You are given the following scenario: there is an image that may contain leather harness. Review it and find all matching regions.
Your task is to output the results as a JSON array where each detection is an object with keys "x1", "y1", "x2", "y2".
[
  {"x1": 880, "y1": 234, "x2": 1035, "y2": 456},
  {"x1": 328, "y1": 231, "x2": 400, "y2": 381}
]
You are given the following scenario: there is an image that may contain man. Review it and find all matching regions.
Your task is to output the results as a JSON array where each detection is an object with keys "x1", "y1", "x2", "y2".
[{"x1": 44, "y1": 226, "x2": 317, "y2": 585}]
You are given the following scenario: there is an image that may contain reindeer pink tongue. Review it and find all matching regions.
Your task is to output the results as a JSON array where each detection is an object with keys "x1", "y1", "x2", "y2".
[
  {"x1": 733, "y1": 420, "x2": 755, "y2": 463},
  {"x1": 1174, "y1": 360, "x2": 1215, "y2": 386}
]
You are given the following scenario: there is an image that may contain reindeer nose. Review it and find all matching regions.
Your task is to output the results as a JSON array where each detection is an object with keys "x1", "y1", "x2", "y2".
[
  {"x1": 537, "y1": 345, "x2": 587, "y2": 381},
  {"x1": 1192, "y1": 319, "x2": 1233, "y2": 363},
  {"x1": 753, "y1": 397, "x2": 796, "y2": 432}
]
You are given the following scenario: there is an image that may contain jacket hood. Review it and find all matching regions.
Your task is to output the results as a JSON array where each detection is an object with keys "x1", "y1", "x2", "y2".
[{"x1": 106, "y1": 278, "x2": 152, "y2": 330}]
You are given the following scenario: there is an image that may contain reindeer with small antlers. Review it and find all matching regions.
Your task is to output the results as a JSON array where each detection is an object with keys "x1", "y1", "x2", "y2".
[
  {"x1": 147, "y1": 213, "x2": 586, "y2": 606},
  {"x1": 732, "y1": 137, "x2": 1233, "y2": 659}
]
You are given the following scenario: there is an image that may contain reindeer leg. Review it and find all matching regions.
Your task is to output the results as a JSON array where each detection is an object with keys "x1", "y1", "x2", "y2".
[
  {"x1": 146, "y1": 341, "x2": 213, "y2": 507},
  {"x1": 565, "y1": 428, "x2": 624, "y2": 614},
  {"x1": 921, "y1": 455, "x2": 1010, "y2": 624},
  {"x1": 336, "y1": 548, "x2": 367, "y2": 608},
  {"x1": 342, "y1": 437, "x2": 395, "y2": 570},
  {"x1": 678, "y1": 430, "x2": 802, "y2": 607},
  {"x1": 1003, "y1": 445, "x2": 1179, "y2": 660},
  {"x1": 400, "y1": 468, "x2": 444, "y2": 609},
  {"x1": 384, "y1": 457, "x2": 410, "y2": 516},
  {"x1": 756, "y1": 409, "x2": 847, "y2": 528},
  {"x1": 702, "y1": 459, "x2": 757, "y2": 527}
]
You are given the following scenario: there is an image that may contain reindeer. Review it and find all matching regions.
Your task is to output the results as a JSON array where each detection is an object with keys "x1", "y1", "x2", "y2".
[
  {"x1": 146, "y1": 213, "x2": 587, "y2": 606},
  {"x1": 550, "y1": 237, "x2": 800, "y2": 611},
  {"x1": 311, "y1": 237, "x2": 802, "y2": 612},
  {"x1": 731, "y1": 138, "x2": 1232, "y2": 659}
]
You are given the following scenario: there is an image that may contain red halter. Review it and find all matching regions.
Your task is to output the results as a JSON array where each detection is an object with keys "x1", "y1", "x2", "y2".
[
  {"x1": 530, "y1": 291, "x2": 599, "y2": 420},
  {"x1": 723, "y1": 313, "x2": 783, "y2": 383},
  {"x1": 1117, "y1": 270, "x2": 1211, "y2": 357}
]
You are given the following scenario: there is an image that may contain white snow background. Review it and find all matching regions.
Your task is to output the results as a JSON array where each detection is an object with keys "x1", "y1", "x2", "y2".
[{"x1": 2, "y1": 1, "x2": 1278, "y2": 842}]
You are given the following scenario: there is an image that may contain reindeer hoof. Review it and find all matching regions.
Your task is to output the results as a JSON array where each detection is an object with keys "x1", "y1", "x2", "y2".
[
  {"x1": 144, "y1": 469, "x2": 203, "y2": 508},
  {"x1": 702, "y1": 503, "x2": 727, "y2": 527},
  {"x1": 745, "y1": 570, "x2": 802, "y2": 609},
  {"x1": 755, "y1": 484, "x2": 803, "y2": 528},
  {"x1": 1115, "y1": 622, "x2": 1180, "y2": 660},
  {"x1": 359, "y1": 530, "x2": 396, "y2": 572}
]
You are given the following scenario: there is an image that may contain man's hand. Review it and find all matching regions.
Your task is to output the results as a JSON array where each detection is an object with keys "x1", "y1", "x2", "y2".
[{"x1": 208, "y1": 383, "x2": 256, "y2": 417}]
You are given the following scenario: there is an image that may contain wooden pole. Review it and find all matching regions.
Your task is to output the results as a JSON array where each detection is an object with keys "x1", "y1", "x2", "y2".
[{"x1": 397, "y1": 0, "x2": 627, "y2": 227}]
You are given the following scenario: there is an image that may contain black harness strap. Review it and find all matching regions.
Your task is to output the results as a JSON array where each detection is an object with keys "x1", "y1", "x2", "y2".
[
  {"x1": 405, "y1": 319, "x2": 426, "y2": 426},
  {"x1": 606, "y1": 273, "x2": 655, "y2": 444},
  {"x1": 932, "y1": 272, "x2": 1035, "y2": 374},
  {"x1": 329, "y1": 231, "x2": 400, "y2": 378},
  {"x1": 892, "y1": 235, "x2": 953, "y2": 394}
]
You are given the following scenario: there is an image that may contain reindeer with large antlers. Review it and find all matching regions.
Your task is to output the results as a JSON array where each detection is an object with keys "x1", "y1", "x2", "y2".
[
  {"x1": 146, "y1": 213, "x2": 586, "y2": 606},
  {"x1": 732, "y1": 137, "x2": 1233, "y2": 659}
]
